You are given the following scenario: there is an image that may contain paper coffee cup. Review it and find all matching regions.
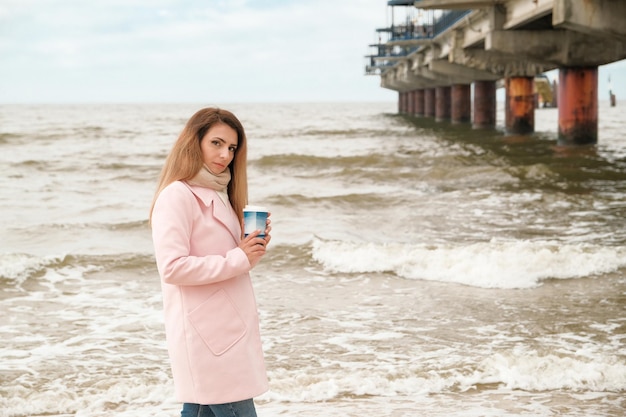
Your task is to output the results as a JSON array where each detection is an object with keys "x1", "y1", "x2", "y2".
[{"x1": 243, "y1": 205, "x2": 268, "y2": 238}]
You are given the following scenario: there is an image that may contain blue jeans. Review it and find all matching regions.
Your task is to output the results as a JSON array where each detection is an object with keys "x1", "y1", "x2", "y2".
[{"x1": 181, "y1": 399, "x2": 257, "y2": 417}]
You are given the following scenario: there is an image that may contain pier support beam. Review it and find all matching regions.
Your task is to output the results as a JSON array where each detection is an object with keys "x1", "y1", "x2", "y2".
[
  {"x1": 473, "y1": 80, "x2": 496, "y2": 128},
  {"x1": 398, "y1": 92, "x2": 406, "y2": 114},
  {"x1": 405, "y1": 91, "x2": 410, "y2": 114},
  {"x1": 415, "y1": 89, "x2": 425, "y2": 116},
  {"x1": 435, "y1": 86, "x2": 451, "y2": 122},
  {"x1": 424, "y1": 88, "x2": 436, "y2": 117},
  {"x1": 558, "y1": 67, "x2": 598, "y2": 145},
  {"x1": 505, "y1": 76, "x2": 535, "y2": 134},
  {"x1": 451, "y1": 84, "x2": 471, "y2": 124},
  {"x1": 405, "y1": 91, "x2": 411, "y2": 114},
  {"x1": 408, "y1": 91, "x2": 415, "y2": 115}
]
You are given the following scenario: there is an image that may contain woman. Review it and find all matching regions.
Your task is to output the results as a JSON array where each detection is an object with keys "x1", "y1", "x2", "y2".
[{"x1": 150, "y1": 108, "x2": 271, "y2": 417}]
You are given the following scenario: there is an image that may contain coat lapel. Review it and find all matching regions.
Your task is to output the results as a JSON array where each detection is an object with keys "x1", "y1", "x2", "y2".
[{"x1": 183, "y1": 183, "x2": 242, "y2": 243}]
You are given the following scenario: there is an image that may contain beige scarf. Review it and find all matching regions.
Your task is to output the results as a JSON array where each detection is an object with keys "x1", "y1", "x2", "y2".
[{"x1": 187, "y1": 164, "x2": 230, "y2": 205}]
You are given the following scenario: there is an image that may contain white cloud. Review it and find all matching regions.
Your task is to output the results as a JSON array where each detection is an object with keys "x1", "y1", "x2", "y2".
[
  {"x1": 0, "y1": 0, "x2": 394, "y2": 102},
  {"x1": 2, "y1": 1, "x2": 621, "y2": 104}
]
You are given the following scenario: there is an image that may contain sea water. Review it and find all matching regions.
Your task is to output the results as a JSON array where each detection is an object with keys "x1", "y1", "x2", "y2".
[{"x1": 1, "y1": 102, "x2": 624, "y2": 416}]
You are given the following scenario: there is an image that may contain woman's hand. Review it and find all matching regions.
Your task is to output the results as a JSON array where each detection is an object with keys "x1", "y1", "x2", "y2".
[
  {"x1": 263, "y1": 213, "x2": 272, "y2": 246},
  {"x1": 240, "y1": 213, "x2": 271, "y2": 268}
]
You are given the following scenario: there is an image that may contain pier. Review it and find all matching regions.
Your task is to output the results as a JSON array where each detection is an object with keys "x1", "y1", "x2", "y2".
[{"x1": 365, "y1": 0, "x2": 626, "y2": 145}]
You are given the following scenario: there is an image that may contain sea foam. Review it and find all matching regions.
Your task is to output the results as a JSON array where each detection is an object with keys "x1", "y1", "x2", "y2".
[
  {"x1": 0, "y1": 252, "x2": 64, "y2": 285},
  {"x1": 311, "y1": 238, "x2": 626, "y2": 288}
]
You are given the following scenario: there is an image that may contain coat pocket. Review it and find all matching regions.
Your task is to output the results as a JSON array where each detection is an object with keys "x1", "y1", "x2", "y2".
[{"x1": 187, "y1": 289, "x2": 247, "y2": 356}]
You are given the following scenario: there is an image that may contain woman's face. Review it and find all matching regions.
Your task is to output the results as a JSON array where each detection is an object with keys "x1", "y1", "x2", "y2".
[{"x1": 200, "y1": 122, "x2": 238, "y2": 174}]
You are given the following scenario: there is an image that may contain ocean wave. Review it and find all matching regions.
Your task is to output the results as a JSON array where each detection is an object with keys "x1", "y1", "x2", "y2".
[
  {"x1": 0, "y1": 253, "x2": 60, "y2": 284},
  {"x1": 14, "y1": 219, "x2": 149, "y2": 232},
  {"x1": 11, "y1": 159, "x2": 50, "y2": 169},
  {"x1": 104, "y1": 219, "x2": 150, "y2": 231},
  {"x1": 473, "y1": 349, "x2": 626, "y2": 392},
  {"x1": 95, "y1": 161, "x2": 160, "y2": 172},
  {"x1": 9, "y1": 159, "x2": 86, "y2": 173},
  {"x1": 252, "y1": 153, "x2": 394, "y2": 170},
  {"x1": 265, "y1": 192, "x2": 394, "y2": 210},
  {"x1": 262, "y1": 243, "x2": 318, "y2": 272},
  {"x1": 0, "y1": 252, "x2": 155, "y2": 286},
  {"x1": 311, "y1": 238, "x2": 626, "y2": 289},
  {"x1": 263, "y1": 349, "x2": 626, "y2": 403},
  {"x1": 0, "y1": 132, "x2": 23, "y2": 144},
  {"x1": 252, "y1": 152, "x2": 514, "y2": 189},
  {"x1": 292, "y1": 128, "x2": 390, "y2": 138}
]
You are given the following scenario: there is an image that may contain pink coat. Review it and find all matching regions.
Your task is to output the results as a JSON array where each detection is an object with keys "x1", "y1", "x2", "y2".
[{"x1": 151, "y1": 180, "x2": 268, "y2": 404}]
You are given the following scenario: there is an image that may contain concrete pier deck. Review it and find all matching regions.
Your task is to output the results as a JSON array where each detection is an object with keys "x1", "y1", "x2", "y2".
[{"x1": 365, "y1": 0, "x2": 626, "y2": 144}]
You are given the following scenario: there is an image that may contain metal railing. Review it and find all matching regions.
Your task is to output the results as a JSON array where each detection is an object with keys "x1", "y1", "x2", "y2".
[
  {"x1": 386, "y1": 10, "x2": 470, "y2": 42},
  {"x1": 432, "y1": 10, "x2": 471, "y2": 36},
  {"x1": 365, "y1": 7, "x2": 472, "y2": 75}
]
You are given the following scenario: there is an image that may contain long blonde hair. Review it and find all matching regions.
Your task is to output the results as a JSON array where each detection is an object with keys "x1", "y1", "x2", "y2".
[{"x1": 149, "y1": 107, "x2": 248, "y2": 226}]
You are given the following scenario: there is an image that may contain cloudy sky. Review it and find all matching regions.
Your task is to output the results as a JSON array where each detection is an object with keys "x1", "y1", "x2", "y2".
[{"x1": 0, "y1": 0, "x2": 623, "y2": 104}]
